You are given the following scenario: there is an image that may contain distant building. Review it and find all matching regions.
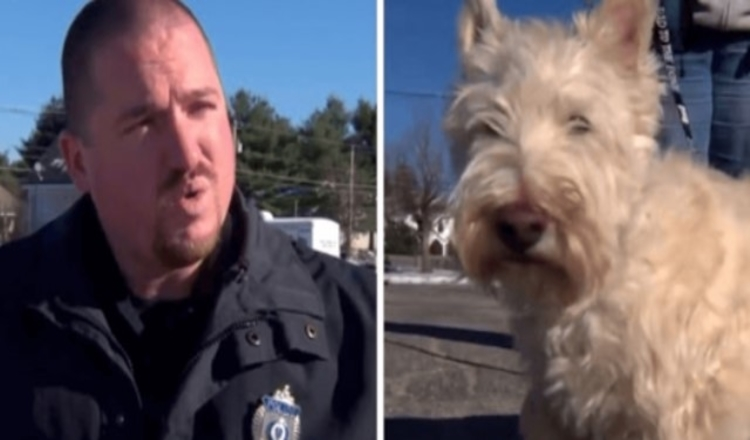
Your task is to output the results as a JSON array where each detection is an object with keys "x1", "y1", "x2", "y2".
[
  {"x1": 400, "y1": 213, "x2": 454, "y2": 257},
  {"x1": 22, "y1": 137, "x2": 82, "y2": 234},
  {"x1": 0, "y1": 184, "x2": 22, "y2": 244},
  {"x1": 350, "y1": 231, "x2": 376, "y2": 253}
]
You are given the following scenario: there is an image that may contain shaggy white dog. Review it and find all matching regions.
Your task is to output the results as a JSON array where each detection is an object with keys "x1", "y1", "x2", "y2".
[{"x1": 445, "y1": 0, "x2": 750, "y2": 438}]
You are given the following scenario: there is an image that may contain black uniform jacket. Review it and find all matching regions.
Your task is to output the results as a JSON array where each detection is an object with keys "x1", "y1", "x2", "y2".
[{"x1": 0, "y1": 191, "x2": 376, "y2": 440}]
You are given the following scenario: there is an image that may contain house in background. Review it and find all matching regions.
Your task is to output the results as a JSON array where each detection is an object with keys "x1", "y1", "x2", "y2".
[
  {"x1": 400, "y1": 213, "x2": 454, "y2": 257},
  {"x1": 0, "y1": 184, "x2": 22, "y2": 244},
  {"x1": 350, "y1": 231, "x2": 376, "y2": 253},
  {"x1": 22, "y1": 137, "x2": 82, "y2": 234}
]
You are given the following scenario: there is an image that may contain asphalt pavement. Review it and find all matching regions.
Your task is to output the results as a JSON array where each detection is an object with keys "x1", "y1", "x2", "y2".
[{"x1": 385, "y1": 283, "x2": 529, "y2": 440}]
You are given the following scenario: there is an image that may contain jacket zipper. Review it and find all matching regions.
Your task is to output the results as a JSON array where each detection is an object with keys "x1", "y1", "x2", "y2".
[{"x1": 158, "y1": 264, "x2": 257, "y2": 437}]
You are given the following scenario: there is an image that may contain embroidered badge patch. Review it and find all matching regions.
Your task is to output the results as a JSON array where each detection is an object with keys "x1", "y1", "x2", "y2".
[{"x1": 251, "y1": 385, "x2": 301, "y2": 440}]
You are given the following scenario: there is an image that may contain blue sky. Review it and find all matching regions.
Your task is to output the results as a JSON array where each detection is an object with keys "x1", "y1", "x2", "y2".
[
  {"x1": 385, "y1": 0, "x2": 589, "y2": 179},
  {"x1": 0, "y1": 0, "x2": 376, "y2": 159}
]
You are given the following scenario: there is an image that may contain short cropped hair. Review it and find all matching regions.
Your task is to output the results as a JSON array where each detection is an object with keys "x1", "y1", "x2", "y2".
[{"x1": 61, "y1": 0, "x2": 215, "y2": 137}]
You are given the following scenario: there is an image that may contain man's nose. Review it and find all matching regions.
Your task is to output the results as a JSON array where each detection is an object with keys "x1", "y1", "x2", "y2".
[{"x1": 163, "y1": 113, "x2": 201, "y2": 171}]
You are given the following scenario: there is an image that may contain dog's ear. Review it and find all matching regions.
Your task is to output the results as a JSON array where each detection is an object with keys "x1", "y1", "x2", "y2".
[
  {"x1": 457, "y1": 0, "x2": 506, "y2": 58},
  {"x1": 587, "y1": 0, "x2": 656, "y2": 72}
]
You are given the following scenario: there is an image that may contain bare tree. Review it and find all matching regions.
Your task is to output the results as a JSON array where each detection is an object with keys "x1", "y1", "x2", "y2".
[{"x1": 389, "y1": 113, "x2": 447, "y2": 273}]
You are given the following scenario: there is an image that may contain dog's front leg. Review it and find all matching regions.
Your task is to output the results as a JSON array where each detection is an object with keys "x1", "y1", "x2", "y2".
[{"x1": 519, "y1": 388, "x2": 587, "y2": 440}]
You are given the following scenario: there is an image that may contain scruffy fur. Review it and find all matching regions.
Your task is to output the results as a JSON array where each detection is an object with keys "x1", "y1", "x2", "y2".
[{"x1": 445, "y1": 0, "x2": 750, "y2": 439}]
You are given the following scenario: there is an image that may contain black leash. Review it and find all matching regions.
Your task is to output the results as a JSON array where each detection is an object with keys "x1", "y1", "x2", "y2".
[{"x1": 653, "y1": 0, "x2": 694, "y2": 146}]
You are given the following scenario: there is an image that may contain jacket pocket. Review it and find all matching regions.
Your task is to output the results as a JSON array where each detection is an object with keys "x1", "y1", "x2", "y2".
[
  {"x1": 163, "y1": 313, "x2": 331, "y2": 439},
  {"x1": 33, "y1": 387, "x2": 103, "y2": 440}
]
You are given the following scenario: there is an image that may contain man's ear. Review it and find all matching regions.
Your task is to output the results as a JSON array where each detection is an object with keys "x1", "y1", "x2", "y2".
[{"x1": 58, "y1": 130, "x2": 91, "y2": 193}]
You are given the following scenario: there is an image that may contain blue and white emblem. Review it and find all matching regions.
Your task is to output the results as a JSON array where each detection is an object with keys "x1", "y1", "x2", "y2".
[{"x1": 251, "y1": 385, "x2": 301, "y2": 440}]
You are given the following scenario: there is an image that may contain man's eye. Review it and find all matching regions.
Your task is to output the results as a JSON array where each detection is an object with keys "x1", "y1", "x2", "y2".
[
  {"x1": 188, "y1": 101, "x2": 216, "y2": 116},
  {"x1": 123, "y1": 116, "x2": 154, "y2": 134}
]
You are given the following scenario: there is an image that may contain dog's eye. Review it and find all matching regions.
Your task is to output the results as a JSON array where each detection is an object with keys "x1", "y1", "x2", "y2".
[
  {"x1": 471, "y1": 120, "x2": 506, "y2": 140},
  {"x1": 568, "y1": 115, "x2": 591, "y2": 135},
  {"x1": 474, "y1": 122, "x2": 498, "y2": 138}
]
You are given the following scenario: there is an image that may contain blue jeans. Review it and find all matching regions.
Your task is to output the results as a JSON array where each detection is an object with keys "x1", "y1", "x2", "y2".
[{"x1": 658, "y1": 28, "x2": 750, "y2": 177}]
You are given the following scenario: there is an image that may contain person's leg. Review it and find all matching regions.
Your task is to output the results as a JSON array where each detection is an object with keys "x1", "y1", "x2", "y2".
[
  {"x1": 708, "y1": 31, "x2": 750, "y2": 177},
  {"x1": 657, "y1": 49, "x2": 714, "y2": 163}
]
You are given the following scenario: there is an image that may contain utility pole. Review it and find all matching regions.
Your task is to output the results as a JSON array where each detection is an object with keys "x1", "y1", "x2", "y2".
[
  {"x1": 233, "y1": 115, "x2": 243, "y2": 154},
  {"x1": 348, "y1": 141, "x2": 355, "y2": 256}
]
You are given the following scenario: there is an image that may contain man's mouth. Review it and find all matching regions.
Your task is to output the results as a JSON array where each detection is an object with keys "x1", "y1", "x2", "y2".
[
  {"x1": 181, "y1": 179, "x2": 210, "y2": 199},
  {"x1": 185, "y1": 187, "x2": 202, "y2": 199}
]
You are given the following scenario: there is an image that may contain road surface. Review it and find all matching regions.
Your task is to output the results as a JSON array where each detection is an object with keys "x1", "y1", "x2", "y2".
[{"x1": 385, "y1": 283, "x2": 529, "y2": 439}]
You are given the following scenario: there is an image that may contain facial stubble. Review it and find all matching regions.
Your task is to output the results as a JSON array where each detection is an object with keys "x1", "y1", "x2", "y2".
[{"x1": 152, "y1": 191, "x2": 224, "y2": 269}]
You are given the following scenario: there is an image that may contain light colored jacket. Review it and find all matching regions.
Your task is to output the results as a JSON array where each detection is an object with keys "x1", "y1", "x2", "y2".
[{"x1": 691, "y1": 0, "x2": 750, "y2": 31}]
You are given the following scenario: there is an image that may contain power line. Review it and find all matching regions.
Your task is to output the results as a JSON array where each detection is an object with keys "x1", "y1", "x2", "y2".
[
  {"x1": 3, "y1": 145, "x2": 377, "y2": 188},
  {"x1": 8, "y1": 143, "x2": 455, "y2": 191},
  {"x1": 0, "y1": 164, "x2": 377, "y2": 192},
  {"x1": 241, "y1": 169, "x2": 376, "y2": 191},
  {"x1": 10, "y1": 144, "x2": 376, "y2": 177},
  {"x1": 1, "y1": 159, "x2": 455, "y2": 194},
  {"x1": 0, "y1": 106, "x2": 42, "y2": 116},
  {"x1": 385, "y1": 89, "x2": 453, "y2": 100},
  {"x1": 0, "y1": 105, "x2": 377, "y2": 152}
]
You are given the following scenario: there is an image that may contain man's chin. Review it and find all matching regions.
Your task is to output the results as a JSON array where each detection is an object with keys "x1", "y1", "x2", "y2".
[
  {"x1": 155, "y1": 237, "x2": 217, "y2": 269},
  {"x1": 154, "y1": 221, "x2": 221, "y2": 269}
]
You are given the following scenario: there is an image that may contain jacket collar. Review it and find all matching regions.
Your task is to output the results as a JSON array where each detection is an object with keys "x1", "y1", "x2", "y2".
[
  {"x1": 26, "y1": 188, "x2": 327, "y2": 327},
  {"x1": 203, "y1": 190, "x2": 328, "y2": 342}
]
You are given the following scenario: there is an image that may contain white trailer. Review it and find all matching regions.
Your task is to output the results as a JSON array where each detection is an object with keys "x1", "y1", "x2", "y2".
[{"x1": 266, "y1": 217, "x2": 341, "y2": 258}]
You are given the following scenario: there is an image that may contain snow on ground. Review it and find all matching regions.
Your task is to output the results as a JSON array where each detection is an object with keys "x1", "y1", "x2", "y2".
[{"x1": 384, "y1": 269, "x2": 471, "y2": 285}]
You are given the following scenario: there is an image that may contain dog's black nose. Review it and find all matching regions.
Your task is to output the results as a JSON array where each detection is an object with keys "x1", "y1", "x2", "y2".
[{"x1": 495, "y1": 205, "x2": 547, "y2": 254}]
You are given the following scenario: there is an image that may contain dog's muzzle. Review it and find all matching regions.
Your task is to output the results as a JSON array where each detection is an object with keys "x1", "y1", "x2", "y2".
[{"x1": 494, "y1": 203, "x2": 548, "y2": 254}]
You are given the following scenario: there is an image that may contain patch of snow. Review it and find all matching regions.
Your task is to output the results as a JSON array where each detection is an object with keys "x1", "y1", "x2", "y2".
[{"x1": 384, "y1": 270, "x2": 471, "y2": 285}]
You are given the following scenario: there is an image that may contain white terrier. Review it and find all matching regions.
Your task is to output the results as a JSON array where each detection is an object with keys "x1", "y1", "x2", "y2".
[{"x1": 445, "y1": 0, "x2": 750, "y2": 438}]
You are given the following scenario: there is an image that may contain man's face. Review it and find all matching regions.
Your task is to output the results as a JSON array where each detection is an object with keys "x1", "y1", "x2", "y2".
[{"x1": 75, "y1": 18, "x2": 236, "y2": 270}]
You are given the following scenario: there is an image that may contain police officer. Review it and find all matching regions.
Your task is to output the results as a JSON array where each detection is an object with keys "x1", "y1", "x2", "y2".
[{"x1": 0, "y1": 1, "x2": 376, "y2": 439}]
